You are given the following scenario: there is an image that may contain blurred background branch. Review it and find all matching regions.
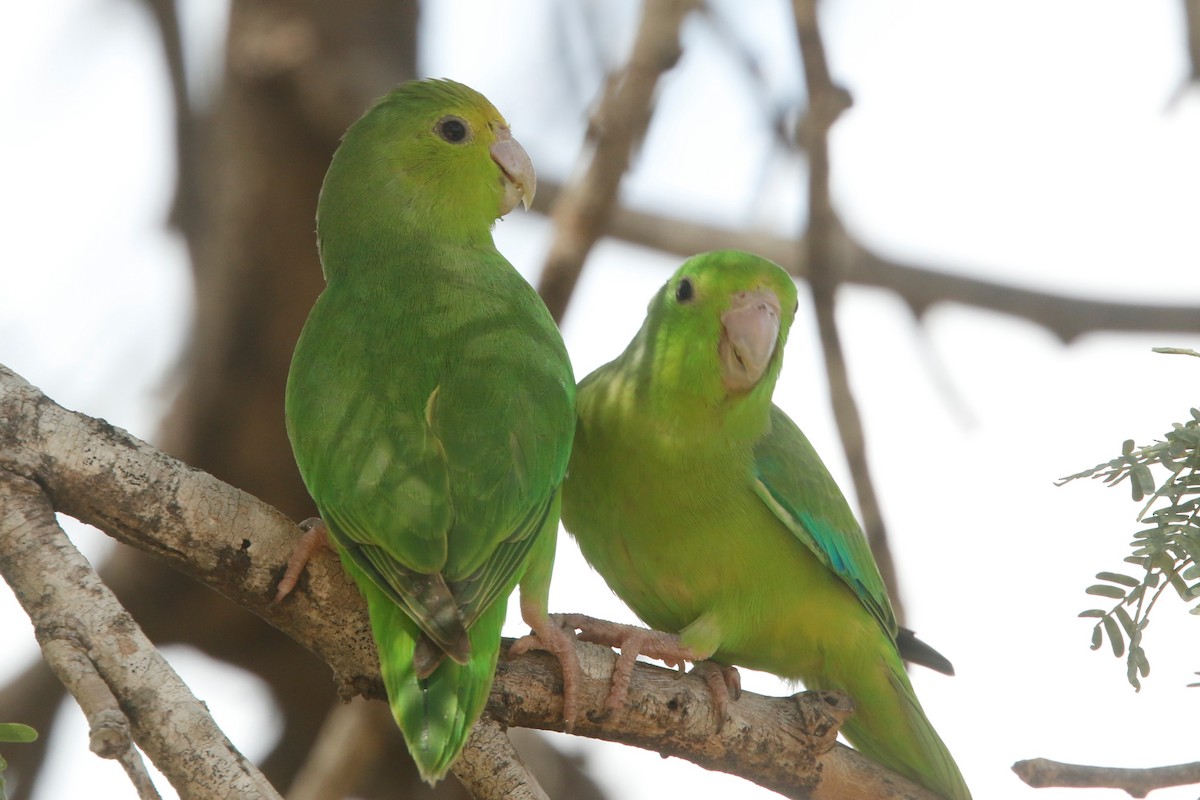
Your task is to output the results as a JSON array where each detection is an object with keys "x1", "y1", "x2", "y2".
[
  {"x1": 1183, "y1": 0, "x2": 1200, "y2": 86},
  {"x1": 536, "y1": 0, "x2": 696, "y2": 323},
  {"x1": 532, "y1": 180, "x2": 1200, "y2": 342},
  {"x1": 788, "y1": 0, "x2": 906, "y2": 616}
]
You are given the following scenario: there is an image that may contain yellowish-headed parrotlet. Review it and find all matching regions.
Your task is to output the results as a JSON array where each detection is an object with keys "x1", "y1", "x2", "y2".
[{"x1": 561, "y1": 250, "x2": 970, "y2": 799}]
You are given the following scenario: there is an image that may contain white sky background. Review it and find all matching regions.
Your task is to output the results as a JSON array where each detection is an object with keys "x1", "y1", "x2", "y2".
[{"x1": 3, "y1": 0, "x2": 1200, "y2": 798}]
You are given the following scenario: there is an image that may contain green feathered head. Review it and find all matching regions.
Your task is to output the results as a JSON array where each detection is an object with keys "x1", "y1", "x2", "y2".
[
  {"x1": 608, "y1": 250, "x2": 798, "y2": 435},
  {"x1": 316, "y1": 78, "x2": 536, "y2": 272}
]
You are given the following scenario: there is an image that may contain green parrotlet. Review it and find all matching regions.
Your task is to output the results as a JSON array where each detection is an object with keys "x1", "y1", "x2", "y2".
[
  {"x1": 560, "y1": 250, "x2": 970, "y2": 799},
  {"x1": 284, "y1": 78, "x2": 578, "y2": 784}
]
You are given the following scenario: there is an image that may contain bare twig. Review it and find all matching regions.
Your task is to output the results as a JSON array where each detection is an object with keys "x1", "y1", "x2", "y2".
[
  {"x1": 789, "y1": 0, "x2": 905, "y2": 615},
  {"x1": 536, "y1": 0, "x2": 697, "y2": 323},
  {"x1": 1014, "y1": 756, "x2": 1200, "y2": 797},
  {"x1": 531, "y1": 180, "x2": 1200, "y2": 341},
  {"x1": 0, "y1": 362, "x2": 943, "y2": 799},
  {"x1": 0, "y1": 471, "x2": 281, "y2": 800}
]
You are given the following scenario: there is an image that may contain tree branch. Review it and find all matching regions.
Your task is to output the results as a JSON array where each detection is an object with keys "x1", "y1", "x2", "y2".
[
  {"x1": 536, "y1": 0, "x2": 697, "y2": 323},
  {"x1": 0, "y1": 471, "x2": 280, "y2": 800},
  {"x1": 493, "y1": 646, "x2": 940, "y2": 800},
  {"x1": 37, "y1": 635, "x2": 162, "y2": 800},
  {"x1": 0, "y1": 362, "x2": 942, "y2": 799},
  {"x1": 1014, "y1": 756, "x2": 1200, "y2": 797},
  {"x1": 530, "y1": 180, "x2": 1200, "y2": 342},
  {"x1": 790, "y1": 0, "x2": 905, "y2": 618},
  {"x1": 454, "y1": 716, "x2": 549, "y2": 800}
]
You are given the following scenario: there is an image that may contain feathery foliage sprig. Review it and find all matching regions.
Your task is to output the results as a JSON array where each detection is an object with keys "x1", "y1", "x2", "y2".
[{"x1": 1061, "y1": 348, "x2": 1200, "y2": 690}]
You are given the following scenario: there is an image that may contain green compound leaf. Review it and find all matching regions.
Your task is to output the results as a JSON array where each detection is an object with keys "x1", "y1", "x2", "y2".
[{"x1": 1068, "y1": 347, "x2": 1200, "y2": 690}]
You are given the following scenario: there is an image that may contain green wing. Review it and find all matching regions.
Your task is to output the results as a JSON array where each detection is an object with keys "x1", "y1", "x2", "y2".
[
  {"x1": 285, "y1": 78, "x2": 575, "y2": 785},
  {"x1": 751, "y1": 404, "x2": 898, "y2": 639},
  {"x1": 287, "y1": 256, "x2": 573, "y2": 653}
]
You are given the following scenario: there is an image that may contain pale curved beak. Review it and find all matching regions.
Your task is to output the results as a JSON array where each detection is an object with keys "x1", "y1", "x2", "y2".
[
  {"x1": 490, "y1": 126, "x2": 536, "y2": 216},
  {"x1": 719, "y1": 288, "x2": 782, "y2": 393}
]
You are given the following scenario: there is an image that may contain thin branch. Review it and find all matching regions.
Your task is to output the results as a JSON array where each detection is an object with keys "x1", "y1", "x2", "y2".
[
  {"x1": 790, "y1": 0, "x2": 904, "y2": 616},
  {"x1": 0, "y1": 471, "x2": 280, "y2": 800},
  {"x1": 0, "y1": 362, "x2": 943, "y2": 799},
  {"x1": 1014, "y1": 757, "x2": 1200, "y2": 797},
  {"x1": 536, "y1": 0, "x2": 697, "y2": 323},
  {"x1": 530, "y1": 180, "x2": 1200, "y2": 341}
]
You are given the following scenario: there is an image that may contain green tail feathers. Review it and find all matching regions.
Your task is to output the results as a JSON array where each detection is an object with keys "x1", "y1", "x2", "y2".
[
  {"x1": 364, "y1": 583, "x2": 506, "y2": 784},
  {"x1": 839, "y1": 650, "x2": 971, "y2": 800}
]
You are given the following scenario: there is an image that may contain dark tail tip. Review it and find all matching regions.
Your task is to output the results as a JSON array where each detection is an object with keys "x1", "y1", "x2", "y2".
[{"x1": 897, "y1": 627, "x2": 955, "y2": 676}]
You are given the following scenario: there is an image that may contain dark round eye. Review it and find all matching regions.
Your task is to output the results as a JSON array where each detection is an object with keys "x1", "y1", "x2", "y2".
[
  {"x1": 435, "y1": 116, "x2": 469, "y2": 143},
  {"x1": 675, "y1": 277, "x2": 694, "y2": 303}
]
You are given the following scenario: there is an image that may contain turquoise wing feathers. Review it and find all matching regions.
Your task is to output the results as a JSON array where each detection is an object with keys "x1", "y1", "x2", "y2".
[{"x1": 752, "y1": 404, "x2": 898, "y2": 639}]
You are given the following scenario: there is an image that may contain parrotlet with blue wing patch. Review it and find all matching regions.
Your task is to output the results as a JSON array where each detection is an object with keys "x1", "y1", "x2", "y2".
[{"x1": 560, "y1": 250, "x2": 970, "y2": 799}]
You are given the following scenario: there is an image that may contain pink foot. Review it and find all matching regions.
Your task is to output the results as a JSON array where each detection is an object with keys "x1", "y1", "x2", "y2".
[
  {"x1": 273, "y1": 517, "x2": 330, "y2": 603},
  {"x1": 547, "y1": 614, "x2": 717, "y2": 718},
  {"x1": 688, "y1": 660, "x2": 741, "y2": 727},
  {"x1": 509, "y1": 607, "x2": 582, "y2": 731}
]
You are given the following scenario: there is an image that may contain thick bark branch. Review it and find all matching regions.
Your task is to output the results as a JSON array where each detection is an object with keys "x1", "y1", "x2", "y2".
[
  {"x1": 536, "y1": 0, "x2": 697, "y2": 323},
  {"x1": 1014, "y1": 756, "x2": 1200, "y2": 797},
  {"x1": 0, "y1": 471, "x2": 280, "y2": 800},
  {"x1": 0, "y1": 362, "x2": 942, "y2": 799}
]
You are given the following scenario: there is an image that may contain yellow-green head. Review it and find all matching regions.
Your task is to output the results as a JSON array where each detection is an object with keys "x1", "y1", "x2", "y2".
[{"x1": 317, "y1": 78, "x2": 536, "y2": 273}]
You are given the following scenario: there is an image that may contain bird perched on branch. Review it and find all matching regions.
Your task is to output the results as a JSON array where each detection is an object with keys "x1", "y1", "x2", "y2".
[
  {"x1": 560, "y1": 249, "x2": 971, "y2": 799},
  {"x1": 283, "y1": 78, "x2": 578, "y2": 783}
]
